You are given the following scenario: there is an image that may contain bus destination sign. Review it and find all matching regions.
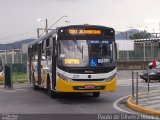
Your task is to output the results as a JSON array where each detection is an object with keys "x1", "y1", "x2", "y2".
[{"x1": 69, "y1": 29, "x2": 101, "y2": 35}]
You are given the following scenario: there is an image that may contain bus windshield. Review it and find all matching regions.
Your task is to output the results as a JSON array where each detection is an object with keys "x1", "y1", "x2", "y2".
[{"x1": 58, "y1": 39, "x2": 115, "y2": 67}]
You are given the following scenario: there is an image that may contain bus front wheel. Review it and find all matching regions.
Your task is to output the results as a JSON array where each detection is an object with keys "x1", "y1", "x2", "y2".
[
  {"x1": 92, "y1": 92, "x2": 100, "y2": 97},
  {"x1": 47, "y1": 75, "x2": 58, "y2": 98}
]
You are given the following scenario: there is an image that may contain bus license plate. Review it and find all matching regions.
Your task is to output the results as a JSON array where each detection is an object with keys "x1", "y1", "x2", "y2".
[{"x1": 84, "y1": 85, "x2": 95, "y2": 89}]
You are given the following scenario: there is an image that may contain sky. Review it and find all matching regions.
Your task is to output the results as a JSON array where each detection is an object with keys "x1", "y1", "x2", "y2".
[{"x1": 1, "y1": 0, "x2": 160, "y2": 43}]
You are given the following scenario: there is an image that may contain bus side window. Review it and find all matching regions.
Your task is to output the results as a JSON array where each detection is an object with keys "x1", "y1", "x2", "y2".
[
  {"x1": 46, "y1": 49, "x2": 51, "y2": 59},
  {"x1": 46, "y1": 37, "x2": 52, "y2": 59},
  {"x1": 41, "y1": 41, "x2": 46, "y2": 60}
]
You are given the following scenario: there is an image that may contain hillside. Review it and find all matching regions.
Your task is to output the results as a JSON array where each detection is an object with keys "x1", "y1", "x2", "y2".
[
  {"x1": 115, "y1": 29, "x2": 139, "y2": 39},
  {"x1": 0, "y1": 29, "x2": 149, "y2": 51},
  {"x1": 0, "y1": 39, "x2": 36, "y2": 50}
]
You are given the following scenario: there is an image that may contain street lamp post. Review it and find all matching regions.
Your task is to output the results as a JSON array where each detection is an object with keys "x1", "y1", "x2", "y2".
[
  {"x1": 37, "y1": 15, "x2": 68, "y2": 38},
  {"x1": 48, "y1": 15, "x2": 67, "y2": 29},
  {"x1": 45, "y1": 19, "x2": 48, "y2": 34},
  {"x1": 37, "y1": 18, "x2": 48, "y2": 38},
  {"x1": 65, "y1": 21, "x2": 70, "y2": 25}
]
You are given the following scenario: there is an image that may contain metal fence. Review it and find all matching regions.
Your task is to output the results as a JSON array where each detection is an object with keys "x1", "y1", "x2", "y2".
[
  {"x1": 0, "y1": 49, "x2": 27, "y2": 64},
  {"x1": 0, "y1": 49, "x2": 27, "y2": 74},
  {"x1": 118, "y1": 39, "x2": 160, "y2": 62},
  {"x1": 0, "y1": 39, "x2": 160, "y2": 71}
]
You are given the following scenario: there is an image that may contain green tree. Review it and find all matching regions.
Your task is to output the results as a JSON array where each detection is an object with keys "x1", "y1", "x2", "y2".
[{"x1": 129, "y1": 30, "x2": 151, "y2": 39}]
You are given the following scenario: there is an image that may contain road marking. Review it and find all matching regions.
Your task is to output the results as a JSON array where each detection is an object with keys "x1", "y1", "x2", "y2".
[
  {"x1": 139, "y1": 101, "x2": 160, "y2": 107},
  {"x1": 0, "y1": 89, "x2": 15, "y2": 92},
  {"x1": 15, "y1": 88, "x2": 27, "y2": 91},
  {"x1": 144, "y1": 104, "x2": 160, "y2": 109},
  {"x1": 144, "y1": 84, "x2": 160, "y2": 88},
  {"x1": 118, "y1": 84, "x2": 131, "y2": 86},
  {"x1": 113, "y1": 95, "x2": 136, "y2": 114},
  {"x1": 119, "y1": 82, "x2": 160, "y2": 88},
  {"x1": 138, "y1": 96, "x2": 160, "y2": 102}
]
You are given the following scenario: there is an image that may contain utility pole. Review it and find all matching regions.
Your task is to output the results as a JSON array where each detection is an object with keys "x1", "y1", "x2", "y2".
[
  {"x1": 37, "y1": 16, "x2": 68, "y2": 38},
  {"x1": 37, "y1": 28, "x2": 40, "y2": 38},
  {"x1": 45, "y1": 19, "x2": 48, "y2": 34},
  {"x1": 37, "y1": 19, "x2": 48, "y2": 38}
]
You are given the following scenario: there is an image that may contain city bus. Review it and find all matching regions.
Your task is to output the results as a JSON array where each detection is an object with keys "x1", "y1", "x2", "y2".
[
  {"x1": 0, "y1": 57, "x2": 4, "y2": 81},
  {"x1": 28, "y1": 25, "x2": 117, "y2": 98}
]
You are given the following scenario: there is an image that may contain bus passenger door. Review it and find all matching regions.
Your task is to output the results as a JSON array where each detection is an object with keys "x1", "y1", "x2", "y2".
[
  {"x1": 52, "y1": 37, "x2": 56, "y2": 90},
  {"x1": 37, "y1": 42, "x2": 42, "y2": 85},
  {"x1": 28, "y1": 47, "x2": 32, "y2": 82}
]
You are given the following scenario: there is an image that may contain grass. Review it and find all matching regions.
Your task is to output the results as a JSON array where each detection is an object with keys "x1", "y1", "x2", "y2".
[
  {"x1": 0, "y1": 73, "x2": 29, "y2": 85},
  {"x1": 12, "y1": 73, "x2": 29, "y2": 83},
  {"x1": 0, "y1": 80, "x2": 3, "y2": 85}
]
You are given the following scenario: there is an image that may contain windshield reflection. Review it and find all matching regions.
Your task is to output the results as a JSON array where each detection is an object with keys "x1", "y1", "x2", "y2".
[{"x1": 58, "y1": 40, "x2": 113, "y2": 67}]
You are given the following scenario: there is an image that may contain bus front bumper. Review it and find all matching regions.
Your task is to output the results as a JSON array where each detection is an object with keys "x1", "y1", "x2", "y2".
[{"x1": 56, "y1": 78, "x2": 116, "y2": 92}]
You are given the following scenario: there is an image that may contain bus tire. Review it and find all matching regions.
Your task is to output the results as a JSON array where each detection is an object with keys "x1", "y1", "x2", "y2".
[
  {"x1": 50, "y1": 91, "x2": 58, "y2": 98},
  {"x1": 92, "y1": 92, "x2": 100, "y2": 97},
  {"x1": 47, "y1": 75, "x2": 58, "y2": 98},
  {"x1": 32, "y1": 73, "x2": 39, "y2": 90}
]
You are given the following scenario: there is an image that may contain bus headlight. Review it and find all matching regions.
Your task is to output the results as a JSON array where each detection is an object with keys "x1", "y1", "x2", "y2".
[
  {"x1": 105, "y1": 73, "x2": 116, "y2": 82},
  {"x1": 57, "y1": 73, "x2": 72, "y2": 82}
]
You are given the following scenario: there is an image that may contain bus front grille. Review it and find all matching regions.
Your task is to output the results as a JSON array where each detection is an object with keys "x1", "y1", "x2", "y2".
[
  {"x1": 73, "y1": 86, "x2": 105, "y2": 90},
  {"x1": 72, "y1": 79, "x2": 105, "y2": 82}
]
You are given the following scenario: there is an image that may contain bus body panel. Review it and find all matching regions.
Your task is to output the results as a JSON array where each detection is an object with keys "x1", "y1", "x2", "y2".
[
  {"x1": 57, "y1": 67, "x2": 116, "y2": 80},
  {"x1": 0, "y1": 74, "x2": 4, "y2": 81}
]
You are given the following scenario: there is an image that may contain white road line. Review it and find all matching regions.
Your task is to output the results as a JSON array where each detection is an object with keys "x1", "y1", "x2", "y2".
[
  {"x1": 113, "y1": 95, "x2": 136, "y2": 114},
  {"x1": 144, "y1": 84, "x2": 160, "y2": 88},
  {"x1": 139, "y1": 101, "x2": 160, "y2": 106},
  {"x1": 119, "y1": 83, "x2": 160, "y2": 88},
  {"x1": 138, "y1": 96, "x2": 160, "y2": 102},
  {"x1": 0, "y1": 89, "x2": 15, "y2": 92},
  {"x1": 118, "y1": 84, "x2": 131, "y2": 86},
  {"x1": 144, "y1": 104, "x2": 160, "y2": 109},
  {"x1": 139, "y1": 83, "x2": 160, "y2": 88},
  {"x1": 15, "y1": 88, "x2": 27, "y2": 91}
]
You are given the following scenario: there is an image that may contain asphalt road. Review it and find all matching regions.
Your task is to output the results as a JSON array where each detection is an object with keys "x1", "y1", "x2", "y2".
[
  {"x1": 0, "y1": 83, "x2": 125, "y2": 114},
  {"x1": 0, "y1": 70, "x2": 159, "y2": 117}
]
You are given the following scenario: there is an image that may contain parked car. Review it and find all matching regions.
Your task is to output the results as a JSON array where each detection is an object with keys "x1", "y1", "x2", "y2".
[{"x1": 140, "y1": 63, "x2": 160, "y2": 82}]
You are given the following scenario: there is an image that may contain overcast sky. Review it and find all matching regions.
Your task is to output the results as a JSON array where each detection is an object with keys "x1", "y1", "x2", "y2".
[{"x1": 1, "y1": 0, "x2": 160, "y2": 43}]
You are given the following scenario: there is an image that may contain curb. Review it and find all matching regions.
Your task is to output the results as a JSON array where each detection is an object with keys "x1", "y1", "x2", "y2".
[{"x1": 127, "y1": 96, "x2": 160, "y2": 115}]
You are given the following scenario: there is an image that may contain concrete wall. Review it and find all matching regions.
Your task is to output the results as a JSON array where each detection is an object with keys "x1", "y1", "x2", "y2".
[{"x1": 117, "y1": 61, "x2": 149, "y2": 70}]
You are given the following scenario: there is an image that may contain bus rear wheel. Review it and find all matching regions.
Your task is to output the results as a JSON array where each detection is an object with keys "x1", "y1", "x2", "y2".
[
  {"x1": 92, "y1": 92, "x2": 100, "y2": 97},
  {"x1": 32, "y1": 73, "x2": 39, "y2": 90}
]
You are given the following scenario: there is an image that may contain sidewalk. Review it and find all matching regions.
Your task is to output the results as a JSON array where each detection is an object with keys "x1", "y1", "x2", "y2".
[
  {"x1": 127, "y1": 90, "x2": 160, "y2": 115},
  {"x1": 0, "y1": 82, "x2": 31, "y2": 92}
]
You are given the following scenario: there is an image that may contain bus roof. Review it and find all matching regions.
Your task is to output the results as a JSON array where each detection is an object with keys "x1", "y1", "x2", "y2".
[
  {"x1": 28, "y1": 25, "x2": 114, "y2": 47},
  {"x1": 59, "y1": 25, "x2": 114, "y2": 30}
]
